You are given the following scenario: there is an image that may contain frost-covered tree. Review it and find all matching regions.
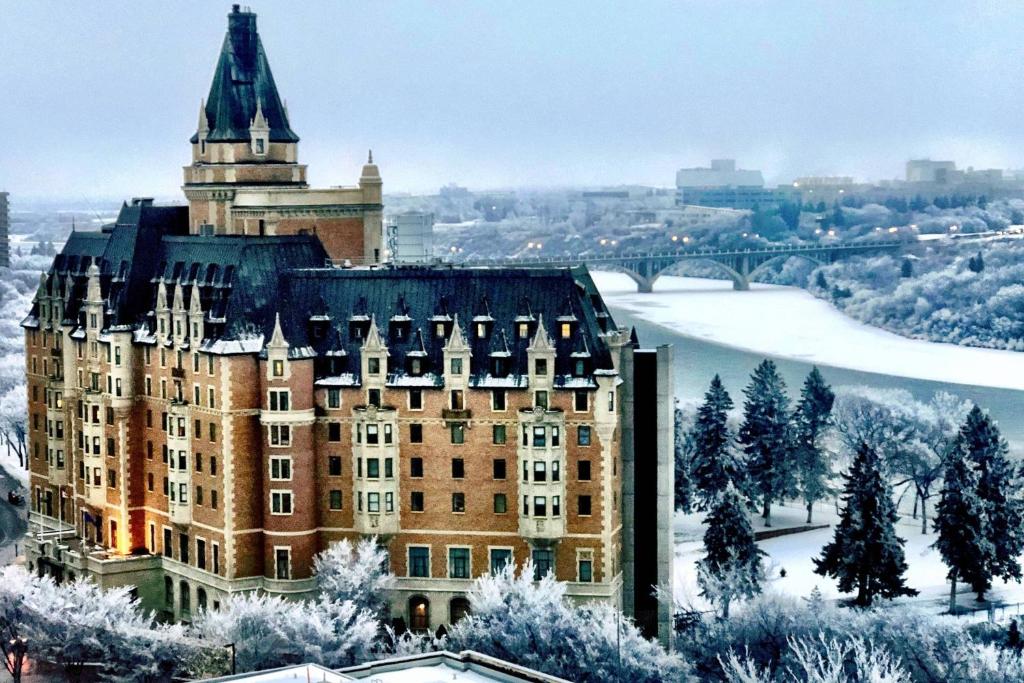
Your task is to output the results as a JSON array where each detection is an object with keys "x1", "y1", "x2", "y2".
[
  {"x1": 192, "y1": 591, "x2": 378, "y2": 673},
  {"x1": 314, "y1": 537, "x2": 395, "y2": 618},
  {"x1": 814, "y1": 443, "x2": 917, "y2": 606},
  {"x1": 959, "y1": 406, "x2": 1023, "y2": 600},
  {"x1": 791, "y1": 368, "x2": 834, "y2": 523},
  {"x1": 446, "y1": 562, "x2": 689, "y2": 682},
  {"x1": 738, "y1": 360, "x2": 794, "y2": 526},
  {"x1": 674, "y1": 407, "x2": 694, "y2": 512},
  {"x1": 689, "y1": 375, "x2": 740, "y2": 511},
  {"x1": 721, "y1": 636, "x2": 911, "y2": 683},
  {"x1": 697, "y1": 484, "x2": 765, "y2": 619},
  {"x1": 933, "y1": 446, "x2": 992, "y2": 613}
]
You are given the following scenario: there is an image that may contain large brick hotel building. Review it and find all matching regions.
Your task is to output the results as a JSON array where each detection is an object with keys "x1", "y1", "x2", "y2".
[{"x1": 22, "y1": 6, "x2": 674, "y2": 645}]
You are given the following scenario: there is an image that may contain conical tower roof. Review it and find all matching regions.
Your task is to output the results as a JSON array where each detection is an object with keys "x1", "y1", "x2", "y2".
[{"x1": 191, "y1": 5, "x2": 299, "y2": 144}]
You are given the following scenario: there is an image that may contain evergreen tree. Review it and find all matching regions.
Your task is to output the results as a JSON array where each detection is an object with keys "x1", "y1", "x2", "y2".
[
  {"x1": 815, "y1": 200, "x2": 827, "y2": 213},
  {"x1": 900, "y1": 258, "x2": 913, "y2": 278},
  {"x1": 792, "y1": 367, "x2": 835, "y2": 523},
  {"x1": 814, "y1": 443, "x2": 918, "y2": 606},
  {"x1": 814, "y1": 271, "x2": 828, "y2": 290},
  {"x1": 674, "y1": 408, "x2": 693, "y2": 512},
  {"x1": 960, "y1": 406, "x2": 1023, "y2": 600},
  {"x1": 831, "y1": 202, "x2": 846, "y2": 228},
  {"x1": 968, "y1": 251, "x2": 985, "y2": 273},
  {"x1": 689, "y1": 375, "x2": 740, "y2": 511},
  {"x1": 933, "y1": 447, "x2": 992, "y2": 613},
  {"x1": 738, "y1": 360, "x2": 794, "y2": 526},
  {"x1": 697, "y1": 484, "x2": 765, "y2": 619}
]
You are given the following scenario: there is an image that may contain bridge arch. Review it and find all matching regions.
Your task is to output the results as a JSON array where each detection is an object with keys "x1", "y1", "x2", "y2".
[
  {"x1": 746, "y1": 253, "x2": 826, "y2": 283},
  {"x1": 649, "y1": 257, "x2": 750, "y2": 291}
]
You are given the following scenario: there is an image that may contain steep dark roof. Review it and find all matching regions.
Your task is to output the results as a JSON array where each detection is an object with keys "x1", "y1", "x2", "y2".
[
  {"x1": 275, "y1": 266, "x2": 617, "y2": 379},
  {"x1": 191, "y1": 6, "x2": 299, "y2": 144}
]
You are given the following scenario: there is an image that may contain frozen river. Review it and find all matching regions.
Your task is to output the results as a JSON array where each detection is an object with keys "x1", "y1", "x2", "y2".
[{"x1": 593, "y1": 272, "x2": 1024, "y2": 452}]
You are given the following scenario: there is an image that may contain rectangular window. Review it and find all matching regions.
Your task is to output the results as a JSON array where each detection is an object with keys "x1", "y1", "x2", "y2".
[
  {"x1": 533, "y1": 549, "x2": 553, "y2": 579},
  {"x1": 578, "y1": 556, "x2": 593, "y2": 583},
  {"x1": 179, "y1": 533, "x2": 190, "y2": 564},
  {"x1": 367, "y1": 492, "x2": 380, "y2": 513},
  {"x1": 328, "y1": 455, "x2": 342, "y2": 476},
  {"x1": 275, "y1": 548, "x2": 290, "y2": 580},
  {"x1": 451, "y1": 458, "x2": 465, "y2": 478},
  {"x1": 328, "y1": 422, "x2": 341, "y2": 442},
  {"x1": 385, "y1": 458, "x2": 394, "y2": 478},
  {"x1": 552, "y1": 427, "x2": 560, "y2": 447},
  {"x1": 410, "y1": 423, "x2": 423, "y2": 443},
  {"x1": 578, "y1": 426, "x2": 592, "y2": 446},
  {"x1": 409, "y1": 389, "x2": 423, "y2": 410},
  {"x1": 270, "y1": 456, "x2": 292, "y2": 480},
  {"x1": 270, "y1": 424, "x2": 291, "y2": 446},
  {"x1": 268, "y1": 390, "x2": 290, "y2": 411},
  {"x1": 329, "y1": 490, "x2": 343, "y2": 510},
  {"x1": 211, "y1": 490, "x2": 218, "y2": 509},
  {"x1": 578, "y1": 495, "x2": 592, "y2": 516},
  {"x1": 493, "y1": 458, "x2": 506, "y2": 480},
  {"x1": 492, "y1": 424, "x2": 506, "y2": 445},
  {"x1": 533, "y1": 496, "x2": 547, "y2": 517},
  {"x1": 163, "y1": 528, "x2": 172, "y2": 558},
  {"x1": 411, "y1": 491, "x2": 424, "y2": 512},
  {"x1": 384, "y1": 424, "x2": 393, "y2": 444},
  {"x1": 195, "y1": 486, "x2": 204, "y2": 506},
  {"x1": 452, "y1": 492, "x2": 465, "y2": 513},
  {"x1": 409, "y1": 546, "x2": 430, "y2": 577},
  {"x1": 367, "y1": 357, "x2": 381, "y2": 375},
  {"x1": 450, "y1": 357, "x2": 463, "y2": 375},
  {"x1": 578, "y1": 460, "x2": 591, "y2": 481},
  {"x1": 535, "y1": 391, "x2": 548, "y2": 409},
  {"x1": 490, "y1": 548, "x2": 512, "y2": 573},
  {"x1": 492, "y1": 389, "x2": 506, "y2": 411},
  {"x1": 533, "y1": 461, "x2": 547, "y2": 482},
  {"x1": 210, "y1": 457, "x2": 217, "y2": 475},
  {"x1": 197, "y1": 539, "x2": 206, "y2": 570},
  {"x1": 493, "y1": 493, "x2": 507, "y2": 514},
  {"x1": 535, "y1": 358, "x2": 548, "y2": 376},
  {"x1": 450, "y1": 422, "x2": 465, "y2": 444},
  {"x1": 367, "y1": 458, "x2": 380, "y2": 478},
  {"x1": 213, "y1": 543, "x2": 220, "y2": 574},
  {"x1": 368, "y1": 388, "x2": 381, "y2": 407},
  {"x1": 271, "y1": 491, "x2": 293, "y2": 515},
  {"x1": 532, "y1": 426, "x2": 546, "y2": 447},
  {"x1": 272, "y1": 359, "x2": 284, "y2": 377},
  {"x1": 209, "y1": 423, "x2": 217, "y2": 442},
  {"x1": 449, "y1": 547, "x2": 470, "y2": 579},
  {"x1": 366, "y1": 424, "x2": 379, "y2": 445},
  {"x1": 574, "y1": 391, "x2": 588, "y2": 412},
  {"x1": 327, "y1": 388, "x2": 341, "y2": 409},
  {"x1": 410, "y1": 458, "x2": 423, "y2": 478}
]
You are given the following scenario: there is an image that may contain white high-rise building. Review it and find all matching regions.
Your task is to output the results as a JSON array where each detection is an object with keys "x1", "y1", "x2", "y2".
[{"x1": 385, "y1": 210, "x2": 434, "y2": 263}]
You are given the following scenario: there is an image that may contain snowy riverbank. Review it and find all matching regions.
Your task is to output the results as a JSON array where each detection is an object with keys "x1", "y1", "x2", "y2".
[{"x1": 591, "y1": 272, "x2": 1024, "y2": 391}]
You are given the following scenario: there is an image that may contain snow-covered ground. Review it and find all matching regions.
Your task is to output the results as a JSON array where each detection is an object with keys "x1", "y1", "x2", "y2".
[
  {"x1": 591, "y1": 272, "x2": 1024, "y2": 391},
  {"x1": 0, "y1": 450, "x2": 28, "y2": 487},
  {"x1": 675, "y1": 500, "x2": 1024, "y2": 619}
]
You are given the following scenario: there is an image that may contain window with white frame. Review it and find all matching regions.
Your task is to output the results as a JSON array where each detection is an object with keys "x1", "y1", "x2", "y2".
[
  {"x1": 269, "y1": 424, "x2": 291, "y2": 446},
  {"x1": 270, "y1": 456, "x2": 292, "y2": 481},
  {"x1": 268, "y1": 390, "x2": 290, "y2": 411},
  {"x1": 271, "y1": 490, "x2": 293, "y2": 515}
]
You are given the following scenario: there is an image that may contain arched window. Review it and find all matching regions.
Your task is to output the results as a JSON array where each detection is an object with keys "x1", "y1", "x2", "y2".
[
  {"x1": 409, "y1": 595, "x2": 430, "y2": 632},
  {"x1": 197, "y1": 587, "x2": 207, "y2": 611},
  {"x1": 180, "y1": 580, "x2": 191, "y2": 613},
  {"x1": 449, "y1": 597, "x2": 471, "y2": 624},
  {"x1": 164, "y1": 576, "x2": 173, "y2": 608}
]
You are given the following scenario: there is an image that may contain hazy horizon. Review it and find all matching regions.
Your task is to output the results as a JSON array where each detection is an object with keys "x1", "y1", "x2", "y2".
[{"x1": 3, "y1": 1, "x2": 1024, "y2": 200}]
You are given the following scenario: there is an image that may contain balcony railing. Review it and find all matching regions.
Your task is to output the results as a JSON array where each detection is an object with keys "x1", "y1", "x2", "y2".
[{"x1": 442, "y1": 408, "x2": 472, "y2": 421}]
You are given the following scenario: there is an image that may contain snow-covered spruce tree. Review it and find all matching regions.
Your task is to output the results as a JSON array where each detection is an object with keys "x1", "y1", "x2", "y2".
[
  {"x1": 446, "y1": 562, "x2": 690, "y2": 682},
  {"x1": 933, "y1": 445, "x2": 993, "y2": 614},
  {"x1": 690, "y1": 375, "x2": 740, "y2": 511},
  {"x1": 813, "y1": 442, "x2": 918, "y2": 606},
  {"x1": 959, "y1": 405, "x2": 1023, "y2": 601},
  {"x1": 791, "y1": 367, "x2": 835, "y2": 524},
  {"x1": 674, "y1": 406, "x2": 694, "y2": 512},
  {"x1": 314, "y1": 537, "x2": 395, "y2": 618},
  {"x1": 192, "y1": 592, "x2": 378, "y2": 673},
  {"x1": 738, "y1": 360, "x2": 794, "y2": 526},
  {"x1": 697, "y1": 484, "x2": 765, "y2": 619}
]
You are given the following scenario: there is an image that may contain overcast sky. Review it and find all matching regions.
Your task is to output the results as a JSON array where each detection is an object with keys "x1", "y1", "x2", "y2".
[{"x1": 2, "y1": 1, "x2": 1024, "y2": 201}]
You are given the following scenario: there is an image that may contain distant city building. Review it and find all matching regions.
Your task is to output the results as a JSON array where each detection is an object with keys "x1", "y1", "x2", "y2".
[
  {"x1": 0, "y1": 191, "x2": 8, "y2": 268},
  {"x1": 792, "y1": 176, "x2": 854, "y2": 188},
  {"x1": 675, "y1": 159, "x2": 796, "y2": 209},
  {"x1": 385, "y1": 210, "x2": 434, "y2": 263},
  {"x1": 906, "y1": 159, "x2": 957, "y2": 183}
]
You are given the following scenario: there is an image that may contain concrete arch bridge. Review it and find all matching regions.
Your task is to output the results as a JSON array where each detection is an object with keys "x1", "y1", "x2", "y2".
[{"x1": 462, "y1": 241, "x2": 904, "y2": 292}]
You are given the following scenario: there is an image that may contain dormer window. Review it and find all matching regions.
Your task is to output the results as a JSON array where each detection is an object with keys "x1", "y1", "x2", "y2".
[
  {"x1": 518, "y1": 323, "x2": 529, "y2": 339},
  {"x1": 491, "y1": 357, "x2": 507, "y2": 378},
  {"x1": 574, "y1": 359, "x2": 587, "y2": 377},
  {"x1": 450, "y1": 358, "x2": 463, "y2": 375},
  {"x1": 368, "y1": 357, "x2": 381, "y2": 375},
  {"x1": 255, "y1": 138, "x2": 265, "y2": 155},
  {"x1": 477, "y1": 323, "x2": 487, "y2": 339},
  {"x1": 436, "y1": 323, "x2": 445, "y2": 338},
  {"x1": 410, "y1": 358, "x2": 422, "y2": 376},
  {"x1": 561, "y1": 323, "x2": 572, "y2": 339},
  {"x1": 273, "y1": 360, "x2": 284, "y2": 377},
  {"x1": 535, "y1": 359, "x2": 548, "y2": 376}
]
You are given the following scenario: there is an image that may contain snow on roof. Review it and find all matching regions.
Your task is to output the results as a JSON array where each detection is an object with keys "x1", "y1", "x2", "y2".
[
  {"x1": 470, "y1": 374, "x2": 528, "y2": 389},
  {"x1": 199, "y1": 663, "x2": 350, "y2": 683},
  {"x1": 314, "y1": 373, "x2": 358, "y2": 387},
  {"x1": 201, "y1": 335, "x2": 265, "y2": 355},
  {"x1": 386, "y1": 373, "x2": 441, "y2": 388}
]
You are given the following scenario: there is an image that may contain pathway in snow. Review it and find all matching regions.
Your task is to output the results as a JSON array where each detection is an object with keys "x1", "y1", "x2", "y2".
[{"x1": 592, "y1": 272, "x2": 1024, "y2": 391}]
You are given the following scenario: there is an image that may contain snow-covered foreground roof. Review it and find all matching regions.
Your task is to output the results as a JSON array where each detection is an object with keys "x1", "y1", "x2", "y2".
[{"x1": 199, "y1": 663, "x2": 348, "y2": 683}]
